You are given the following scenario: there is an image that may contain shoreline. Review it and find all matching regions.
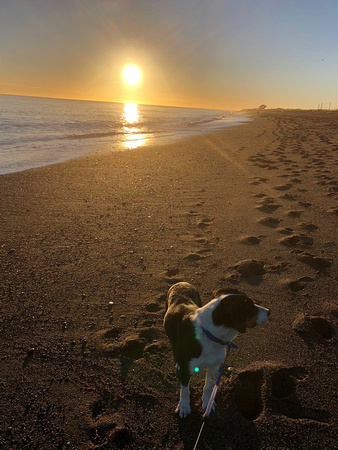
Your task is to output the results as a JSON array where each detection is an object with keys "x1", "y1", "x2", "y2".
[
  {"x1": 1, "y1": 110, "x2": 337, "y2": 448},
  {"x1": 0, "y1": 113, "x2": 251, "y2": 177},
  {"x1": 0, "y1": 94, "x2": 250, "y2": 176}
]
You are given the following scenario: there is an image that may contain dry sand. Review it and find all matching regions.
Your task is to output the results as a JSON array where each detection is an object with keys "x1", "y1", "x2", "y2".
[{"x1": 1, "y1": 110, "x2": 337, "y2": 449}]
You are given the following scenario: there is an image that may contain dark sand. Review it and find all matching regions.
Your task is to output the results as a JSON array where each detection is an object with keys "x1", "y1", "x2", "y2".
[{"x1": 1, "y1": 110, "x2": 337, "y2": 449}]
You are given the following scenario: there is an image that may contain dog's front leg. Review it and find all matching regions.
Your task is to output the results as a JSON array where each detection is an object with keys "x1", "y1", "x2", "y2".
[
  {"x1": 202, "y1": 364, "x2": 220, "y2": 412},
  {"x1": 176, "y1": 383, "x2": 191, "y2": 418}
]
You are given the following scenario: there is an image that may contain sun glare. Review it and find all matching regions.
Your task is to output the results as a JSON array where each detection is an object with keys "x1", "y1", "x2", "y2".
[
  {"x1": 121, "y1": 103, "x2": 147, "y2": 149},
  {"x1": 122, "y1": 64, "x2": 142, "y2": 85}
]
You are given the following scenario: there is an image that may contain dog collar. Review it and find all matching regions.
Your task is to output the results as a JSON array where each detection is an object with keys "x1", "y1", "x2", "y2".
[{"x1": 201, "y1": 326, "x2": 231, "y2": 346}]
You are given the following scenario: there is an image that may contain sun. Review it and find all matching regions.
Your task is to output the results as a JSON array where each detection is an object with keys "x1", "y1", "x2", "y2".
[{"x1": 122, "y1": 64, "x2": 142, "y2": 85}]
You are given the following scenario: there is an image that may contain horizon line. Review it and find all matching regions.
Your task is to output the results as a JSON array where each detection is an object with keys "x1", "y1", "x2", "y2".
[{"x1": 0, "y1": 93, "x2": 239, "y2": 112}]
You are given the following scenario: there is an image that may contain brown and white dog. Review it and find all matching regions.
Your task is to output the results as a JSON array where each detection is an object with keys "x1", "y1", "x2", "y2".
[{"x1": 164, "y1": 282, "x2": 270, "y2": 417}]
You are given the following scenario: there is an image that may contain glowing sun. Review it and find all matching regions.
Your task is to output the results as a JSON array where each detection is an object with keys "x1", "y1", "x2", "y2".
[{"x1": 122, "y1": 64, "x2": 142, "y2": 85}]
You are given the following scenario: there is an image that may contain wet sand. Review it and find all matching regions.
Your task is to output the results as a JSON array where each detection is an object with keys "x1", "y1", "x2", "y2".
[{"x1": 1, "y1": 110, "x2": 337, "y2": 449}]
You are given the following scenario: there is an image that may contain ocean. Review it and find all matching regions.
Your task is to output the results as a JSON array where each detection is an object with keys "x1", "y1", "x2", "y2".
[{"x1": 0, "y1": 95, "x2": 250, "y2": 175}]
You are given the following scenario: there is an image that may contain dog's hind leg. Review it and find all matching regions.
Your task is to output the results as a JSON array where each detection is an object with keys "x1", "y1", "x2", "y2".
[{"x1": 202, "y1": 364, "x2": 220, "y2": 412}]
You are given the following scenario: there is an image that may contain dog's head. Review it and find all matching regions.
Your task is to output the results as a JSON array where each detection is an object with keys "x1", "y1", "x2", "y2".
[{"x1": 212, "y1": 288, "x2": 270, "y2": 333}]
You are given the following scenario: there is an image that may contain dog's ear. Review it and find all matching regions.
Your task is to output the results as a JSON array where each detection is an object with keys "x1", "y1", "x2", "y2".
[
  {"x1": 212, "y1": 297, "x2": 233, "y2": 328},
  {"x1": 213, "y1": 295, "x2": 255, "y2": 333},
  {"x1": 230, "y1": 310, "x2": 247, "y2": 333},
  {"x1": 230, "y1": 296, "x2": 258, "y2": 333},
  {"x1": 213, "y1": 296, "x2": 246, "y2": 332}
]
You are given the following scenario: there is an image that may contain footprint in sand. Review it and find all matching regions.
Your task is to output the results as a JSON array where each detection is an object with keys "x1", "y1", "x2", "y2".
[
  {"x1": 285, "y1": 210, "x2": 304, "y2": 218},
  {"x1": 273, "y1": 184, "x2": 293, "y2": 191},
  {"x1": 256, "y1": 198, "x2": 283, "y2": 214},
  {"x1": 223, "y1": 259, "x2": 267, "y2": 285},
  {"x1": 250, "y1": 177, "x2": 269, "y2": 186},
  {"x1": 184, "y1": 253, "x2": 203, "y2": 262},
  {"x1": 99, "y1": 324, "x2": 166, "y2": 360},
  {"x1": 197, "y1": 217, "x2": 214, "y2": 229},
  {"x1": 88, "y1": 414, "x2": 133, "y2": 447},
  {"x1": 240, "y1": 236, "x2": 263, "y2": 245},
  {"x1": 226, "y1": 363, "x2": 329, "y2": 423},
  {"x1": 163, "y1": 266, "x2": 182, "y2": 283},
  {"x1": 298, "y1": 201, "x2": 312, "y2": 208},
  {"x1": 88, "y1": 385, "x2": 162, "y2": 446},
  {"x1": 264, "y1": 261, "x2": 289, "y2": 273},
  {"x1": 195, "y1": 237, "x2": 208, "y2": 244},
  {"x1": 144, "y1": 294, "x2": 165, "y2": 313},
  {"x1": 327, "y1": 207, "x2": 338, "y2": 215},
  {"x1": 297, "y1": 252, "x2": 332, "y2": 271},
  {"x1": 293, "y1": 314, "x2": 334, "y2": 342},
  {"x1": 258, "y1": 217, "x2": 281, "y2": 228},
  {"x1": 269, "y1": 366, "x2": 308, "y2": 400},
  {"x1": 279, "y1": 235, "x2": 314, "y2": 247},
  {"x1": 280, "y1": 193, "x2": 298, "y2": 201},
  {"x1": 187, "y1": 210, "x2": 200, "y2": 217},
  {"x1": 225, "y1": 366, "x2": 264, "y2": 421},
  {"x1": 283, "y1": 276, "x2": 314, "y2": 292},
  {"x1": 277, "y1": 227, "x2": 294, "y2": 235},
  {"x1": 269, "y1": 365, "x2": 331, "y2": 422},
  {"x1": 252, "y1": 193, "x2": 267, "y2": 199},
  {"x1": 298, "y1": 222, "x2": 318, "y2": 232},
  {"x1": 290, "y1": 178, "x2": 302, "y2": 184}
]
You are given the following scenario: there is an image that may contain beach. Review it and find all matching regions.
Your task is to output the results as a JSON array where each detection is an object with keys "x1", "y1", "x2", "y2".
[{"x1": 1, "y1": 110, "x2": 337, "y2": 449}]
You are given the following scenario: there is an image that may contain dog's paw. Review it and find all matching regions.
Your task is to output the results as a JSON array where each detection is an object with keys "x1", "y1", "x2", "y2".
[{"x1": 176, "y1": 400, "x2": 191, "y2": 418}]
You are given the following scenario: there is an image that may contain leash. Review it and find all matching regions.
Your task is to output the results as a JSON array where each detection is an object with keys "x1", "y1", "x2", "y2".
[{"x1": 192, "y1": 341, "x2": 237, "y2": 450}]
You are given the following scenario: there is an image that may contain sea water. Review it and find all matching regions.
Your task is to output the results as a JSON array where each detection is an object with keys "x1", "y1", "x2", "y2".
[{"x1": 0, "y1": 95, "x2": 250, "y2": 175}]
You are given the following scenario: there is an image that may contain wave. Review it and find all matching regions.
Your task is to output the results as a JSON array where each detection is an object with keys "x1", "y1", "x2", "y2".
[
  {"x1": 63, "y1": 130, "x2": 124, "y2": 140},
  {"x1": 186, "y1": 113, "x2": 232, "y2": 127}
]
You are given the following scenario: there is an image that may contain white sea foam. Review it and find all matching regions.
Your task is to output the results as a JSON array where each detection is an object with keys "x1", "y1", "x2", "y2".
[{"x1": 0, "y1": 95, "x2": 250, "y2": 175}]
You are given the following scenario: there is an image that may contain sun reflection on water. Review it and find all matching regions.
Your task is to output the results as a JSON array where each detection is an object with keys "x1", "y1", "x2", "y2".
[
  {"x1": 123, "y1": 102, "x2": 139, "y2": 124},
  {"x1": 122, "y1": 103, "x2": 147, "y2": 149}
]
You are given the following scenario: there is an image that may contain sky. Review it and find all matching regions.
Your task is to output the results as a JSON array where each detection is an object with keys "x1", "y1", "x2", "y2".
[{"x1": 1, "y1": 0, "x2": 338, "y2": 110}]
